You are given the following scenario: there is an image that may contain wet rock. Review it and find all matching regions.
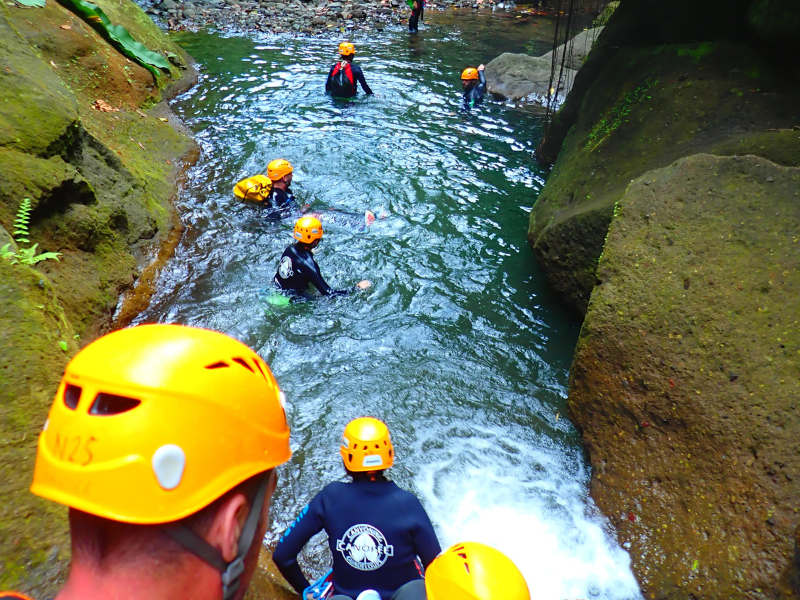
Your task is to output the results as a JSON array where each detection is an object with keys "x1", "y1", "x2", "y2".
[
  {"x1": 485, "y1": 52, "x2": 573, "y2": 102},
  {"x1": 162, "y1": 0, "x2": 178, "y2": 9},
  {"x1": 183, "y1": 7, "x2": 197, "y2": 17}
]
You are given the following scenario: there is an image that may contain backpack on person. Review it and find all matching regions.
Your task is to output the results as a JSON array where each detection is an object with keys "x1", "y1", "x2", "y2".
[{"x1": 330, "y1": 61, "x2": 355, "y2": 97}]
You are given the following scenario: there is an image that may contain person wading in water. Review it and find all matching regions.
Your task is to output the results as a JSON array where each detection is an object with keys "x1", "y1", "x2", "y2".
[
  {"x1": 326, "y1": 42, "x2": 373, "y2": 98},
  {"x1": 461, "y1": 64, "x2": 486, "y2": 109},
  {"x1": 274, "y1": 216, "x2": 371, "y2": 297},
  {"x1": 272, "y1": 418, "x2": 441, "y2": 600}
]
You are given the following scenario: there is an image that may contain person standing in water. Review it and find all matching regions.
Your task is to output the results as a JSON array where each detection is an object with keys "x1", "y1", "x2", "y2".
[
  {"x1": 326, "y1": 42, "x2": 373, "y2": 98},
  {"x1": 461, "y1": 64, "x2": 486, "y2": 109},
  {"x1": 274, "y1": 216, "x2": 371, "y2": 296},
  {"x1": 267, "y1": 158, "x2": 296, "y2": 210},
  {"x1": 272, "y1": 418, "x2": 441, "y2": 600},
  {"x1": 409, "y1": 0, "x2": 423, "y2": 33}
]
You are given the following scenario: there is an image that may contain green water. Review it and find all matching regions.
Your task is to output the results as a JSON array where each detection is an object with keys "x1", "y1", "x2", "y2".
[{"x1": 137, "y1": 15, "x2": 640, "y2": 599}]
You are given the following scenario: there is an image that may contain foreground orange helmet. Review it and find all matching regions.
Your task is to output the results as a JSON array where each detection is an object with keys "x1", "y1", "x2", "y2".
[
  {"x1": 31, "y1": 324, "x2": 291, "y2": 524},
  {"x1": 267, "y1": 159, "x2": 293, "y2": 181},
  {"x1": 461, "y1": 68, "x2": 479, "y2": 80},
  {"x1": 426, "y1": 542, "x2": 530, "y2": 600},
  {"x1": 293, "y1": 216, "x2": 323, "y2": 244},
  {"x1": 340, "y1": 417, "x2": 394, "y2": 472},
  {"x1": 339, "y1": 42, "x2": 355, "y2": 56}
]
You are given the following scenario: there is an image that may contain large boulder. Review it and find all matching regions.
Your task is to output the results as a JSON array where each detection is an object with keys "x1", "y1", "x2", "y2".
[
  {"x1": 485, "y1": 52, "x2": 567, "y2": 101},
  {"x1": 569, "y1": 153, "x2": 800, "y2": 598},
  {"x1": 528, "y1": 42, "x2": 800, "y2": 314}
]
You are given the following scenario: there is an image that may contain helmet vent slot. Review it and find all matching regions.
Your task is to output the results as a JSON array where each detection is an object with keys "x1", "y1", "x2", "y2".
[
  {"x1": 64, "y1": 384, "x2": 81, "y2": 410},
  {"x1": 232, "y1": 357, "x2": 254, "y2": 372},
  {"x1": 462, "y1": 561, "x2": 470, "y2": 574},
  {"x1": 205, "y1": 361, "x2": 229, "y2": 369},
  {"x1": 348, "y1": 453, "x2": 353, "y2": 462},
  {"x1": 253, "y1": 359, "x2": 268, "y2": 380},
  {"x1": 90, "y1": 393, "x2": 141, "y2": 416}
]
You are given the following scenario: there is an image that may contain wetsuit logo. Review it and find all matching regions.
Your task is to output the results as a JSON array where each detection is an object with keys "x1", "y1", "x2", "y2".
[
  {"x1": 336, "y1": 524, "x2": 394, "y2": 571},
  {"x1": 279, "y1": 256, "x2": 293, "y2": 279}
]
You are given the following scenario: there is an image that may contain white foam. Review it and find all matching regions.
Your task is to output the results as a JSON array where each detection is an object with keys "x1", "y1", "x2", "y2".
[{"x1": 413, "y1": 422, "x2": 642, "y2": 600}]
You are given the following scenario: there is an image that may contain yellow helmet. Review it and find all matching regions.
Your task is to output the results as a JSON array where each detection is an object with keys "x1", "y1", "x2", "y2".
[
  {"x1": 293, "y1": 216, "x2": 323, "y2": 244},
  {"x1": 31, "y1": 324, "x2": 291, "y2": 525},
  {"x1": 461, "y1": 68, "x2": 479, "y2": 80},
  {"x1": 267, "y1": 159, "x2": 293, "y2": 181},
  {"x1": 426, "y1": 542, "x2": 530, "y2": 600},
  {"x1": 233, "y1": 174, "x2": 273, "y2": 202},
  {"x1": 340, "y1": 417, "x2": 394, "y2": 472},
  {"x1": 339, "y1": 42, "x2": 355, "y2": 56}
]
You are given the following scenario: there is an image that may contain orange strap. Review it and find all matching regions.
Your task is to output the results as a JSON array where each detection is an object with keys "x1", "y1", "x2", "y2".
[{"x1": 0, "y1": 593, "x2": 37, "y2": 600}]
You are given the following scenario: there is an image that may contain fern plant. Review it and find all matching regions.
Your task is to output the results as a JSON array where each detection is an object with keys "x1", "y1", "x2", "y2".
[
  {"x1": 2, "y1": 198, "x2": 62, "y2": 266},
  {"x1": 13, "y1": 197, "x2": 32, "y2": 243}
]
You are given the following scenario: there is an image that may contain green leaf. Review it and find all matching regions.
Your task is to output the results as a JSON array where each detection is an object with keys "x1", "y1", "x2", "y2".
[
  {"x1": 59, "y1": 341, "x2": 68, "y2": 352},
  {"x1": 15, "y1": 0, "x2": 46, "y2": 7},
  {"x1": 691, "y1": 560, "x2": 699, "y2": 571},
  {"x1": 54, "y1": 0, "x2": 171, "y2": 75}
]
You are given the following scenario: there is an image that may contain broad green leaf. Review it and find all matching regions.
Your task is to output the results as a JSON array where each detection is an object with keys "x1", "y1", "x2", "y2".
[{"x1": 54, "y1": 0, "x2": 171, "y2": 75}]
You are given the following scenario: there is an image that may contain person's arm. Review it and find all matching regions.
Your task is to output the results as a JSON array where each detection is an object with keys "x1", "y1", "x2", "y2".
[
  {"x1": 272, "y1": 495, "x2": 326, "y2": 594},
  {"x1": 477, "y1": 65, "x2": 486, "y2": 93},
  {"x1": 409, "y1": 498, "x2": 442, "y2": 568},
  {"x1": 325, "y1": 65, "x2": 335, "y2": 93},
  {"x1": 299, "y1": 254, "x2": 350, "y2": 296},
  {"x1": 353, "y1": 65, "x2": 373, "y2": 95}
]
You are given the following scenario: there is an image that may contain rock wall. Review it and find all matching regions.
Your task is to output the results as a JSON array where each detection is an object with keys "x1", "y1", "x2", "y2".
[
  {"x1": 526, "y1": 0, "x2": 800, "y2": 596},
  {"x1": 0, "y1": 1, "x2": 196, "y2": 595}
]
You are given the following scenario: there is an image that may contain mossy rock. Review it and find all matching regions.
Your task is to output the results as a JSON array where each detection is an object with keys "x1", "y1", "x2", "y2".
[
  {"x1": 569, "y1": 153, "x2": 800, "y2": 598},
  {"x1": 529, "y1": 41, "x2": 800, "y2": 314},
  {"x1": 0, "y1": 258, "x2": 74, "y2": 595},
  {"x1": 0, "y1": 9, "x2": 79, "y2": 157}
]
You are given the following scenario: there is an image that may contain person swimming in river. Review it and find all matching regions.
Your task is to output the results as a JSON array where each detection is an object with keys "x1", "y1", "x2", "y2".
[
  {"x1": 326, "y1": 42, "x2": 373, "y2": 98},
  {"x1": 272, "y1": 418, "x2": 441, "y2": 600},
  {"x1": 274, "y1": 216, "x2": 371, "y2": 296},
  {"x1": 267, "y1": 158, "x2": 297, "y2": 213},
  {"x1": 461, "y1": 64, "x2": 486, "y2": 109}
]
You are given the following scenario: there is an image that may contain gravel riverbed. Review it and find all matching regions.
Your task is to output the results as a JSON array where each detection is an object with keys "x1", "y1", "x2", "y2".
[{"x1": 140, "y1": 0, "x2": 522, "y2": 35}]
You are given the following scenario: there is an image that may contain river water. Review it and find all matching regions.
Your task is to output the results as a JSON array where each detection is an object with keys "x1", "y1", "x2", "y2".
[{"x1": 135, "y1": 13, "x2": 641, "y2": 599}]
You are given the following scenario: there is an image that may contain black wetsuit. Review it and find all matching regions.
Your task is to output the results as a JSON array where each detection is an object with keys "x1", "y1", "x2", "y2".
[
  {"x1": 272, "y1": 479, "x2": 441, "y2": 600},
  {"x1": 409, "y1": 0, "x2": 422, "y2": 32},
  {"x1": 274, "y1": 242, "x2": 351, "y2": 296},
  {"x1": 263, "y1": 186, "x2": 295, "y2": 219},
  {"x1": 326, "y1": 62, "x2": 373, "y2": 97},
  {"x1": 463, "y1": 70, "x2": 487, "y2": 109}
]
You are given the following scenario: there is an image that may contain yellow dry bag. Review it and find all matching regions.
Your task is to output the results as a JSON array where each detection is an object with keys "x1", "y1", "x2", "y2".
[{"x1": 233, "y1": 174, "x2": 273, "y2": 202}]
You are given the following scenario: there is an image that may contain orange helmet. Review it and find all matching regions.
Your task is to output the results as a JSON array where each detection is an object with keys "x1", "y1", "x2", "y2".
[
  {"x1": 426, "y1": 542, "x2": 530, "y2": 600},
  {"x1": 31, "y1": 324, "x2": 291, "y2": 525},
  {"x1": 339, "y1": 42, "x2": 355, "y2": 56},
  {"x1": 461, "y1": 68, "x2": 479, "y2": 80},
  {"x1": 293, "y1": 216, "x2": 323, "y2": 244},
  {"x1": 267, "y1": 159, "x2": 293, "y2": 181},
  {"x1": 340, "y1": 417, "x2": 394, "y2": 472}
]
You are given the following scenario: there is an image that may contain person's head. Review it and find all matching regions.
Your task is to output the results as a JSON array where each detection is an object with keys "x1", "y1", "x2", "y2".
[
  {"x1": 461, "y1": 67, "x2": 479, "y2": 90},
  {"x1": 31, "y1": 324, "x2": 292, "y2": 600},
  {"x1": 340, "y1": 417, "x2": 394, "y2": 478},
  {"x1": 267, "y1": 159, "x2": 293, "y2": 189},
  {"x1": 425, "y1": 542, "x2": 530, "y2": 600},
  {"x1": 293, "y1": 215, "x2": 323, "y2": 249},
  {"x1": 339, "y1": 41, "x2": 355, "y2": 62}
]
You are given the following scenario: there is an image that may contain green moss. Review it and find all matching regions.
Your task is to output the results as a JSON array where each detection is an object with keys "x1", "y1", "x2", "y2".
[{"x1": 676, "y1": 41, "x2": 718, "y2": 62}]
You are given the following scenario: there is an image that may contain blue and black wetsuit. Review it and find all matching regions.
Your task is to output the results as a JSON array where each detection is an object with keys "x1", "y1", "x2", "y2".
[
  {"x1": 273, "y1": 479, "x2": 441, "y2": 600},
  {"x1": 274, "y1": 242, "x2": 351, "y2": 296},
  {"x1": 264, "y1": 186, "x2": 296, "y2": 219},
  {"x1": 463, "y1": 70, "x2": 486, "y2": 109},
  {"x1": 325, "y1": 62, "x2": 373, "y2": 97}
]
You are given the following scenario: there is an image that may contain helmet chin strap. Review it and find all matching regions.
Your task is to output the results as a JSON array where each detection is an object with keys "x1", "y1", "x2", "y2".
[{"x1": 163, "y1": 472, "x2": 271, "y2": 600}]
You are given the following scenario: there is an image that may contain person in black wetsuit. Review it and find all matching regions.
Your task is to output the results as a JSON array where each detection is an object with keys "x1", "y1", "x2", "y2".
[
  {"x1": 409, "y1": 0, "x2": 423, "y2": 32},
  {"x1": 461, "y1": 64, "x2": 486, "y2": 109},
  {"x1": 326, "y1": 42, "x2": 373, "y2": 98},
  {"x1": 274, "y1": 216, "x2": 371, "y2": 296},
  {"x1": 272, "y1": 418, "x2": 441, "y2": 600},
  {"x1": 267, "y1": 158, "x2": 296, "y2": 213}
]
